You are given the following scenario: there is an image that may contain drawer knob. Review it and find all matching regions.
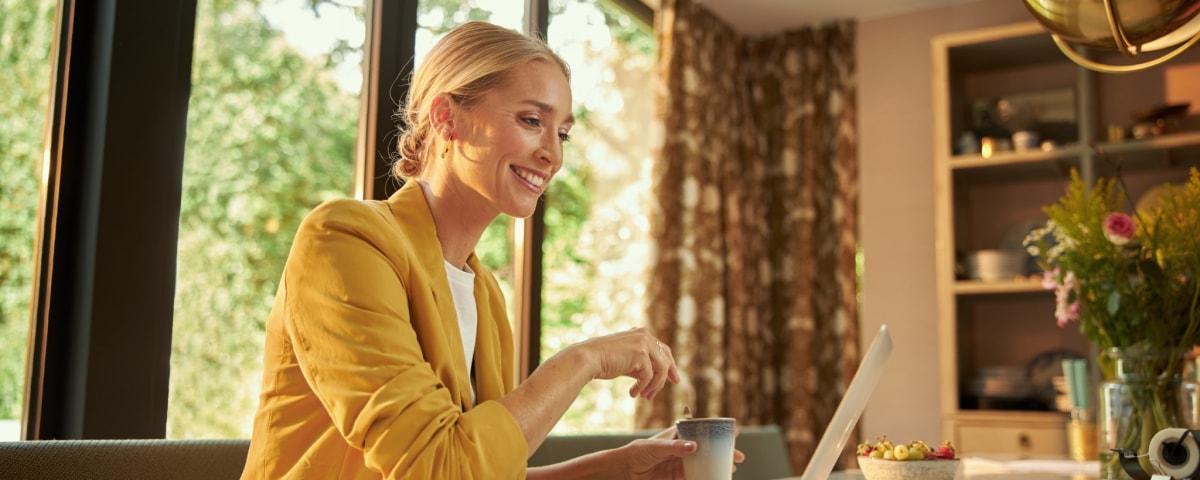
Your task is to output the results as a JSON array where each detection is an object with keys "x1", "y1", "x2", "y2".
[{"x1": 1019, "y1": 433, "x2": 1033, "y2": 458}]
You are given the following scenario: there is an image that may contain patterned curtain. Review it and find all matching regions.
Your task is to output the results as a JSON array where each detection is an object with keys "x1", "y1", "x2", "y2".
[{"x1": 636, "y1": 0, "x2": 860, "y2": 473}]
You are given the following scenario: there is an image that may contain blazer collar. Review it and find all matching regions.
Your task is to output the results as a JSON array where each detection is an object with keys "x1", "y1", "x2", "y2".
[
  {"x1": 385, "y1": 180, "x2": 487, "y2": 409},
  {"x1": 386, "y1": 180, "x2": 458, "y2": 274}
]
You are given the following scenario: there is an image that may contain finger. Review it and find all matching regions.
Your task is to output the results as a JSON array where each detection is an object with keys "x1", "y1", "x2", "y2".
[
  {"x1": 651, "y1": 426, "x2": 677, "y2": 440},
  {"x1": 629, "y1": 355, "x2": 654, "y2": 398},
  {"x1": 644, "y1": 345, "x2": 671, "y2": 399},
  {"x1": 627, "y1": 367, "x2": 641, "y2": 397},
  {"x1": 663, "y1": 344, "x2": 681, "y2": 385},
  {"x1": 640, "y1": 439, "x2": 697, "y2": 460},
  {"x1": 734, "y1": 449, "x2": 745, "y2": 463}
]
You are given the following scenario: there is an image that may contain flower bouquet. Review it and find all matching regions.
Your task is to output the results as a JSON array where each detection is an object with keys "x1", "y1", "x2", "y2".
[{"x1": 1024, "y1": 168, "x2": 1200, "y2": 479}]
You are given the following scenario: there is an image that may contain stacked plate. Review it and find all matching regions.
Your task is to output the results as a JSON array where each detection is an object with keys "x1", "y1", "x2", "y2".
[{"x1": 964, "y1": 250, "x2": 1027, "y2": 281}]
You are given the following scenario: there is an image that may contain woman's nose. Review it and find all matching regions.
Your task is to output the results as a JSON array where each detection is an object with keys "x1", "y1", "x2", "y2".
[{"x1": 538, "y1": 136, "x2": 562, "y2": 171}]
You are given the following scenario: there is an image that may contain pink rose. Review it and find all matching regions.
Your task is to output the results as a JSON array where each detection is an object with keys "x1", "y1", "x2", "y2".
[{"x1": 1103, "y1": 212, "x2": 1136, "y2": 246}]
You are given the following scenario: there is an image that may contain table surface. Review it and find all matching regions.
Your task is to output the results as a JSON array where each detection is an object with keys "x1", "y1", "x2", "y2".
[{"x1": 782, "y1": 458, "x2": 1101, "y2": 480}]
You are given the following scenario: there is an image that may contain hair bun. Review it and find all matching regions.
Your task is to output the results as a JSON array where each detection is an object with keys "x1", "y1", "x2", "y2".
[{"x1": 395, "y1": 124, "x2": 427, "y2": 178}]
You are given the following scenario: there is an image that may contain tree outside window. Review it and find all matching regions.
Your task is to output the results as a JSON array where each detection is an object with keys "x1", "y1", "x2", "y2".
[
  {"x1": 0, "y1": 0, "x2": 58, "y2": 441},
  {"x1": 168, "y1": 0, "x2": 365, "y2": 439},
  {"x1": 542, "y1": 0, "x2": 657, "y2": 434}
]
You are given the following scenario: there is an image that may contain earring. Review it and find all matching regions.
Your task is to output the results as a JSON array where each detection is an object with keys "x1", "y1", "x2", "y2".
[{"x1": 442, "y1": 129, "x2": 453, "y2": 159}]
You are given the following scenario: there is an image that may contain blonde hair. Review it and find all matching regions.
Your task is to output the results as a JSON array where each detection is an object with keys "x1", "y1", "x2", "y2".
[{"x1": 394, "y1": 21, "x2": 570, "y2": 179}]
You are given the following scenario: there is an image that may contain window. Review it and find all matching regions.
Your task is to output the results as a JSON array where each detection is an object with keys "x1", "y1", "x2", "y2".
[
  {"x1": 24, "y1": 0, "x2": 656, "y2": 439},
  {"x1": 168, "y1": 0, "x2": 366, "y2": 438},
  {"x1": 0, "y1": 0, "x2": 58, "y2": 441},
  {"x1": 543, "y1": 0, "x2": 656, "y2": 433}
]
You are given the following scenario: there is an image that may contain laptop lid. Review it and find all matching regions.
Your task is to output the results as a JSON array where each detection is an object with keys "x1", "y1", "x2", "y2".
[{"x1": 799, "y1": 324, "x2": 894, "y2": 480}]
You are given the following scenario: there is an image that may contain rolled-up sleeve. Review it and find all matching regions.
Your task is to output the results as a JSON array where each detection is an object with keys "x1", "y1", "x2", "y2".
[{"x1": 281, "y1": 200, "x2": 527, "y2": 479}]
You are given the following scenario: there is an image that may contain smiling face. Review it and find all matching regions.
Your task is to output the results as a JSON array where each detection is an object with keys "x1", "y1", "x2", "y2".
[{"x1": 442, "y1": 60, "x2": 573, "y2": 219}]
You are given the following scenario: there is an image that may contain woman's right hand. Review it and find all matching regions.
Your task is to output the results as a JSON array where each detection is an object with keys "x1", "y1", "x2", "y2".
[{"x1": 566, "y1": 328, "x2": 681, "y2": 399}]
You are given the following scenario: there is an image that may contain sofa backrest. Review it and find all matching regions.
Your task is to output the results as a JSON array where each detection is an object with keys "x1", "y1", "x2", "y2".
[{"x1": 0, "y1": 439, "x2": 250, "y2": 480}]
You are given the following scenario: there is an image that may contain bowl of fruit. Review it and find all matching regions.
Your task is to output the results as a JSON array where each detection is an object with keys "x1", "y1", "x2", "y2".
[{"x1": 856, "y1": 437, "x2": 962, "y2": 480}]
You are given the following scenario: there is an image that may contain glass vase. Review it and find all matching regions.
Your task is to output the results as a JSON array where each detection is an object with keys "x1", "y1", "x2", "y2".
[{"x1": 1098, "y1": 347, "x2": 1200, "y2": 480}]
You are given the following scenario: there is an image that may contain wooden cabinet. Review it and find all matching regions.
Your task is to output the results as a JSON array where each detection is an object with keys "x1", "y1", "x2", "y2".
[
  {"x1": 955, "y1": 411, "x2": 1069, "y2": 458},
  {"x1": 932, "y1": 22, "x2": 1200, "y2": 457}
]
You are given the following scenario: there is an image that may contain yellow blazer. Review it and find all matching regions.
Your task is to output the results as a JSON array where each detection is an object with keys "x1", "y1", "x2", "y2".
[{"x1": 242, "y1": 180, "x2": 528, "y2": 479}]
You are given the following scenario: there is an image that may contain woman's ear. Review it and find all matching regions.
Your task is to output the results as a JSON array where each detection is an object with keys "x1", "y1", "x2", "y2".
[{"x1": 429, "y1": 93, "x2": 456, "y2": 140}]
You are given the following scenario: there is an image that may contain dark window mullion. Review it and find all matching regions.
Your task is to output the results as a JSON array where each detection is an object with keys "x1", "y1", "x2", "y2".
[
  {"x1": 25, "y1": 0, "x2": 197, "y2": 440},
  {"x1": 355, "y1": 0, "x2": 418, "y2": 201},
  {"x1": 513, "y1": 0, "x2": 550, "y2": 380}
]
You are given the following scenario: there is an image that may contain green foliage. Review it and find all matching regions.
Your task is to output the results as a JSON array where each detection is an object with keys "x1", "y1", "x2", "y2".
[
  {"x1": 540, "y1": 0, "x2": 656, "y2": 433},
  {"x1": 598, "y1": 0, "x2": 654, "y2": 57},
  {"x1": 1026, "y1": 169, "x2": 1200, "y2": 351},
  {"x1": 0, "y1": 0, "x2": 57, "y2": 421},
  {"x1": 167, "y1": 0, "x2": 359, "y2": 438},
  {"x1": 542, "y1": 158, "x2": 595, "y2": 332},
  {"x1": 418, "y1": 0, "x2": 515, "y2": 34}
]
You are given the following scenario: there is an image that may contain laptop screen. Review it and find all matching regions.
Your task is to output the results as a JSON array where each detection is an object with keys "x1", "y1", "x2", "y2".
[{"x1": 799, "y1": 324, "x2": 894, "y2": 480}]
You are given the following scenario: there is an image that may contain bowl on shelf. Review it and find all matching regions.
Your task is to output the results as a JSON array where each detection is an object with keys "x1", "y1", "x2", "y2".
[
  {"x1": 857, "y1": 457, "x2": 962, "y2": 480},
  {"x1": 963, "y1": 249, "x2": 1027, "y2": 281}
]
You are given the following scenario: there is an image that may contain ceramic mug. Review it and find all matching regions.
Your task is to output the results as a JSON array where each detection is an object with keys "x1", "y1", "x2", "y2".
[{"x1": 675, "y1": 417, "x2": 736, "y2": 480}]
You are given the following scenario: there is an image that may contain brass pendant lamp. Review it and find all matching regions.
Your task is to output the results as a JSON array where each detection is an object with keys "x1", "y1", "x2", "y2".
[{"x1": 1024, "y1": 0, "x2": 1200, "y2": 72}]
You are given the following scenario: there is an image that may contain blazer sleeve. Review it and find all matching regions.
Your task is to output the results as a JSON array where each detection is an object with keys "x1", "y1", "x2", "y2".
[{"x1": 281, "y1": 199, "x2": 528, "y2": 479}]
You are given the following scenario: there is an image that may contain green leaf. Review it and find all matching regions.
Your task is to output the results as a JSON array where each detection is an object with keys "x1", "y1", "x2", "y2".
[{"x1": 1107, "y1": 290, "x2": 1122, "y2": 316}]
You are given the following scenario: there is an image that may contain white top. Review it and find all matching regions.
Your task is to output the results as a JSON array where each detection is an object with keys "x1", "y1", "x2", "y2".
[{"x1": 443, "y1": 260, "x2": 477, "y2": 402}]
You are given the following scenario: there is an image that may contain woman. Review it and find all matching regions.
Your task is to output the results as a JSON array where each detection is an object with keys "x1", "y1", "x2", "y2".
[{"x1": 241, "y1": 21, "x2": 741, "y2": 479}]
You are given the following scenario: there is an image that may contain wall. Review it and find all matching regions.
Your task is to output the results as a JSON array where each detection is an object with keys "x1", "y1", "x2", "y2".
[{"x1": 856, "y1": 0, "x2": 1032, "y2": 443}]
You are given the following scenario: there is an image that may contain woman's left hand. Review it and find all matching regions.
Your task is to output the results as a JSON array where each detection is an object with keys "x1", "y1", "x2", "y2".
[{"x1": 618, "y1": 427, "x2": 746, "y2": 480}]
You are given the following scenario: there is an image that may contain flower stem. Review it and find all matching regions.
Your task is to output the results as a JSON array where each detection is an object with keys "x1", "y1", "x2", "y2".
[{"x1": 1170, "y1": 282, "x2": 1200, "y2": 385}]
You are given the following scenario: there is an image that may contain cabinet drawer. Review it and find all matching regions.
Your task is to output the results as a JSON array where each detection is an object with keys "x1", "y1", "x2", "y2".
[{"x1": 957, "y1": 424, "x2": 1067, "y2": 457}]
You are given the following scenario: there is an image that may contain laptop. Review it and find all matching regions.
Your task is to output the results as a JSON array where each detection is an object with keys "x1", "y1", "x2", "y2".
[{"x1": 799, "y1": 324, "x2": 894, "y2": 480}]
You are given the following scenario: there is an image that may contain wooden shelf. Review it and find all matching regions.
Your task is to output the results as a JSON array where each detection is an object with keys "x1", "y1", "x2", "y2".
[
  {"x1": 933, "y1": 22, "x2": 1113, "y2": 456},
  {"x1": 950, "y1": 131, "x2": 1200, "y2": 171},
  {"x1": 1094, "y1": 130, "x2": 1200, "y2": 156},
  {"x1": 954, "y1": 278, "x2": 1047, "y2": 295},
  {"x1": 950, "y1": 146, "x2": 1082, "y2": 170}
]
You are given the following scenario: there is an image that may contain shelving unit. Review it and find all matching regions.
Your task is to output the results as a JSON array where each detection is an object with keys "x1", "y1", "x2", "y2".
[
  {"x1": 949, "y1": 145, "x2": 1084, "y2": 170},
  {"x1": 953, "y1": 278, "x2": 1046, "y2": 296},
  {"x1": 932, "y1": 22, "x2": 1200, "y2": 458}
]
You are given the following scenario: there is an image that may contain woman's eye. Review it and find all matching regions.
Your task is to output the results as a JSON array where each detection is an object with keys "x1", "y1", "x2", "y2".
[
  {"x1": 558, "y1": 132, "x2": 571, "y2": 142},
  {"x1": 522, "y1": 117, "x2": 542, "y2": 127}
]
